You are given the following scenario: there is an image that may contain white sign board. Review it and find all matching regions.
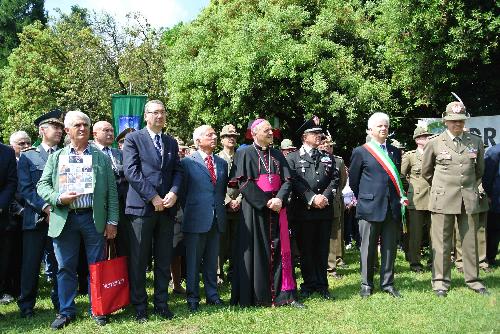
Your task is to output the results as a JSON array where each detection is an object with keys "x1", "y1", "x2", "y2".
[{"x1": 419, "y1": 116, "x2": 500, "y2": 149}]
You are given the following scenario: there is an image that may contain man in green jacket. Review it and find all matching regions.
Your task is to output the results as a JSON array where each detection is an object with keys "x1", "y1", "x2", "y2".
[{"x1": 37, "y1": 110, "x2": 119, "y2": 329}]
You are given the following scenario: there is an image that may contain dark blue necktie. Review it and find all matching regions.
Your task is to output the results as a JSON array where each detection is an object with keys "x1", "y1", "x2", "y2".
[{"x1": 154, "y1": 134, "x2": 162, "y2": 160}]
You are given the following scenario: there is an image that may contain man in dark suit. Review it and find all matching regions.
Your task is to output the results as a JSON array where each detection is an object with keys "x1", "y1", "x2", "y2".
[
  {"x1": 17, "y1": 109, "x2": 64, "y2": 318},
  {"x1": 92, "y1": 121, "x2": 130, "y2": 257},
  {"x1": 484, "y1": 143, "x2": 500, "y2": 267},
  {"x1": 349, "y1": 112, "x2": 404, "y2": 298},
  {"x1": 0, "y1": 142, "x2": 18, "y2": 315},
  {"x1": 122, "y1": 99, "x2": 183, "y2": 322},
  {"x1": 286, "y1": 116, "x2": 339, "y2": 300},
  {"x1": 180, "y1": 125, "x2": 228, "y2": 312}
]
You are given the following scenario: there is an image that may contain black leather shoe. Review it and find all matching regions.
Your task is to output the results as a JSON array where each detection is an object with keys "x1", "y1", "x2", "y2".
[
  {"x1": 135, "y1": 310, "x2": 148, "y2": 323},
  {"x1": 50, "y1": 314, "x2": 73, "y2": 330},
  {"x1": 206, "y1": 298, "x2": 224, "y2": 306},
  {"x1": 474, "y1": 288, "x2": 490, "y2": 296},
  {"x1": 382, "y1": 286, "x2": 402, "y2": 298},
  {"x1": 289, "y1": 300, "x2": 306, "y2": 308},
  {"x1": 410, "y1": 266, "x2": 424, "y2": 273},
  {"x1": 20, "y1": 309, "x2": 34, "y2": 319},
  {"x1": 318, "y1": 290, "x2": 335, "y2": 300},
  {"x1": 299, "y1": 290, "x2": 313, "y2": 299},
  {"x1": 434, "y1": 289, "x2": 447, "y2": 297},
  {"x1": 187, "y1": 301, "x2": 199, "y2": 313},
  {"x1": 154, "y1": 306, "x2": 174, "y2": 320},
  {"x1": 360, "y1": 286, "x2": 372, "y2": 298},
  {"x1": 92, "y1": 315, "x2": 107, "y2": 326}
]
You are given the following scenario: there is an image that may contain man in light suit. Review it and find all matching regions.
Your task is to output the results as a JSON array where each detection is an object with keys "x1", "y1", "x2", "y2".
[
  {"x1": 37, "y1": 110, "x2": 119, "y2": 329},
  {"x1": 17, "y1": 109, "x2": 64, "y2": 318},
  {"x1": 349, "y1": 112, "x2": 403, "y2": 298},
  {"x1": 92, "y1": 121, "x2": 130, "y2": 257},
  {"x1": 122, "y1": 100, "x2": 183, "y2": 322},
  {"x1": 180, "y1": 125, "x2": 228, "y2": 312}
]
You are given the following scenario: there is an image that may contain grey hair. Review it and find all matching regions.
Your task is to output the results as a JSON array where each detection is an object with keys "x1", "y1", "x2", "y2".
[
  {"x1": 192, "y1": 125, "x2": 212, "y2": 148},
  {"x1": 144, "y1": 100, "x2": 165, "y2": 114},
  {"x1": 367, "y1": 112, "x2": 390, "y2": 130},
  {"x1": 64, "y1": 110, "x2": 91, "y2": 128},
  {"x1": 9, "y1": 131, "x2": 30, "y2": 145},
  {"x1": 251, "y1": 120, "x2": 270, "y2": 136}
]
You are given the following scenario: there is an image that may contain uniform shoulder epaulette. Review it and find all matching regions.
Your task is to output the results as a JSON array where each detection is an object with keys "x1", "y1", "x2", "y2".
[
  {"x1": 467, "y1": 132, "x2": 481, "y2": 138},
  {"x1": 428, "y1": 133, "x2": 439, "y2": 140},
  {"x1": 22, "y1": 147, "x2": 36, "y2": 153},
  {"x1": 403, "y1": 149, "x2": 416, "y2": 156}
]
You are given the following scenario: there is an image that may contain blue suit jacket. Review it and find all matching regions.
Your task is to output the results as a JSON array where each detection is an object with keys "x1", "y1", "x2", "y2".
[
  {"x1": 123, "y1": 128, "x2": 183, "y2": 217},
  {"x1": 0, "y1": 144, "x2": 17, "y2": 226},
  {"x1": 180, "y1": 151, "x2": 228, "y2": 233},
  {"x1": 18, "y1": 145, "x2": 53, "y2": 230},
  {"x1": 349, "y1": 143, "x2": 402, "y2": 222},
  {"x1": 483, "y1": 143, "x2": 500, "y2": 213}
]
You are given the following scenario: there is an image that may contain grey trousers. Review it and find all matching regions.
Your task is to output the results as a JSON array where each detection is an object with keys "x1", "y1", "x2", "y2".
[{"x1": 359, "y1": 213, "x2": 398, "y2": 289}]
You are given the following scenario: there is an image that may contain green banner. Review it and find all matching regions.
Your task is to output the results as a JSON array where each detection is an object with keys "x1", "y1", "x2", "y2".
[{"x1": 111, "y1": 95, "x2": 148, "y2": 137}]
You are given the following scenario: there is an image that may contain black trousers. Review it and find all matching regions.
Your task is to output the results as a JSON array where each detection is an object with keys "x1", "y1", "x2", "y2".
[
  {"x1": 17, "y1": 224, "x2": 59, "y2": 313},
  {"x1": 487, "y1": 212, "x2": 500, "y2": 264},
  {"x1": 128, "y1": 212, "x2": 174, "y2": 312},
  {"x1": 0, "y1": 228, "x2": 22, "y2": 297},
  {"x1": 296, "y1": 219, "x2": 331, "y2": 293},
  {"x1": 359, "y1": 213, "x2": 398, "y2": 289}
]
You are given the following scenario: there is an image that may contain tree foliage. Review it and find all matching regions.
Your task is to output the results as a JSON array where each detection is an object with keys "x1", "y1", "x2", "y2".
[
  {"x1": 0, "y1": 7, "x2": 166, "y2": 140},
  {"x1": 0, "y1": 0, "x2": 498, "y2": 152},
  {"x1": 0, "y1": 0, "x2": 47, "y2": 68}
]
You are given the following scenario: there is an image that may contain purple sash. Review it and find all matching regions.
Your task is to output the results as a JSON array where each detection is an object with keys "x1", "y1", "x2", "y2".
[{"x1": 255, "y1": 174, "x2": 296, "y2": 291}]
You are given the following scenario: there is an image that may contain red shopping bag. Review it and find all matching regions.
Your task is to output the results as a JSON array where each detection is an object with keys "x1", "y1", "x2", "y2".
[{"x1": 89, "y1": 240, "x2": 130, "y2": 316}]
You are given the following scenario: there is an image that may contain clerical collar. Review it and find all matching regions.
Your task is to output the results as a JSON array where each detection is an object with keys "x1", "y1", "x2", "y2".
[
  {"x1": 446, "y1": 130, "x2": 463, "y2": 141},
  {"x1": 253, "y1": 142, "x2": 269, "y2": 151}
]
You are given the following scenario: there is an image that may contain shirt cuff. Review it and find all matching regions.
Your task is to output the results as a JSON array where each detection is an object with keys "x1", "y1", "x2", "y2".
[
  {"x1": 42, "y1": 203, "x2": 49, "y2": 211},
  {"x1": 308, "y1": 194, "x2": 316, "y2": 207},
  {"x1": 107, "y1": 221, "x2": 118, "y2": 226}
]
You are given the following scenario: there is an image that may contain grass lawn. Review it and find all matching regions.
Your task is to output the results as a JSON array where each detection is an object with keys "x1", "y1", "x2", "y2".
[{"x1": 1, "y1": 248, "x2": 498, "y2": 334}]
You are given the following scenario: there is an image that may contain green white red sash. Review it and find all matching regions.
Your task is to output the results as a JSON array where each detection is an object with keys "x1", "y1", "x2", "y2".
[{"x1": 363, "y1": 141, "x2": 408, "y2": 232}]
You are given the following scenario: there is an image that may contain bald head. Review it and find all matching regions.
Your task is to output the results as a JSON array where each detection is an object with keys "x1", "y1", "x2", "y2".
[{"x1": 93, "y1": 121, "x2": 114, "y2": 147}]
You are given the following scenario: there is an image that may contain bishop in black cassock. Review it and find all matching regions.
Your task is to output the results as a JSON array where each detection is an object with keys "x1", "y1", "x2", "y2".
[{"x1": 229, "y1": 119, "x2": 303, "y2": 308}]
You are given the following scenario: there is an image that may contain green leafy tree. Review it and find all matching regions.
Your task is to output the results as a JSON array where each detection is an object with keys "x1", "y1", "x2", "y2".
[
  {"x1": 0, "y1": 0, "x2": 47, "y2": 67},
  {"x1": 163, "y1": 0, "x2": 399, "y2": 153}
]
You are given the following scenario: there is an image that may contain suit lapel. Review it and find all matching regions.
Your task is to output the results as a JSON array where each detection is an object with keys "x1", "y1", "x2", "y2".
[
  {"x1": 192, "y1": 151, "x2": 211, "y2": 178},
  {"x1": 91, "y1": 145, "x2": 99, "y2": 189},
  {"x1": 460, "y1": 134, "x2": 472, "y2": 154},
  {"x1": 38, "y1": 146, "x2": 49, "y2": 162},
  {"x1": 444, "y1": 133, "x2": 459, "y2": 153},
  {"x1": 141, "y1": 128, "x2": 161, "y2": 165}
]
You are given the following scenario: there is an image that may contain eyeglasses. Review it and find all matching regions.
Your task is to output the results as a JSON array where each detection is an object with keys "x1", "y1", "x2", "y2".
[
  {"x1": 16, "y1": 141, "x2": 31, "y2": 146},
  {"x1": 146, "y1": 111, "x2": 165, "y2": 117}
]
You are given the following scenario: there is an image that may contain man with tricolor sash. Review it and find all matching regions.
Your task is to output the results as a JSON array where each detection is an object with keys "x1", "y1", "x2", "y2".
[{"x1": 349, "y1": 112, "x2": 405, "y2": 298}]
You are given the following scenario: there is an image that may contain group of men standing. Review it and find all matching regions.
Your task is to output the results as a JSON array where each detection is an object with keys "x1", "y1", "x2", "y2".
[{"x1": 0, "y1": 96, "x2": 497, "y2": 330}]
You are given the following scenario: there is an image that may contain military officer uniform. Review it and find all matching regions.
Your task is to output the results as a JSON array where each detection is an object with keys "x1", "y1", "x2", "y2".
[
  {"x1": 327, "y1": 154, "x2": 347, "y2": 276},
  {"x1": 401, "y1": 127, "x2": 432, "y2": 272},
  {"x1": 455, "y1": 183, "x2": 491, "y2": 272},
  {"x1": 286, "y1": 117, "x2": 339, "y2": 299},
  {"x1": 421, "y1": 101, "x2": 488, "y2": 296},
  {"x1": 17, "y1": 110, "x2": 63, "y2": 317},
  {"x1": 217, "y1": 125, "x2": 242, "y2": 282}
]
